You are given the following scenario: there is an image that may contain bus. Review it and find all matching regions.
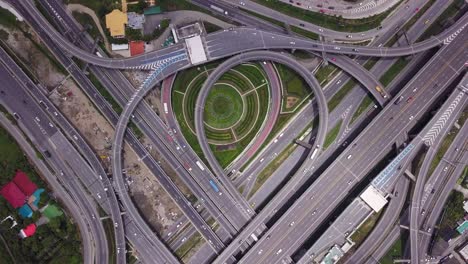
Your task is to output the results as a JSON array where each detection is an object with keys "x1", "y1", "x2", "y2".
[
  {"x1": 310, "y1": 145, "x2": 320, "y2": 160},
  {"x1": 163, "y1": 103, "x2": 169, "y2": 114},
  {"x1": 196, "y1": 161, "x2": 205, "y2": 171},
  {"x1": 209, "y1": 179, "x2": 219, "y2": 193}
]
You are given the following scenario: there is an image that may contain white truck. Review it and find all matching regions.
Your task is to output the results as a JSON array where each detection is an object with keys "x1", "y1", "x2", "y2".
[
  {"x1": 196, "y1": 161, "x2": 205, "y2": 171},
  {"x1": 210, "y1": 5, "x2": 228, "y2": 15}
]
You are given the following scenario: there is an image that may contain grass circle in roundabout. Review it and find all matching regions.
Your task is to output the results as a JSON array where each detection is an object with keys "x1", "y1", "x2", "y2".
[{"x1": 204, "y1": 83, "x2": 244, "y2": 130}]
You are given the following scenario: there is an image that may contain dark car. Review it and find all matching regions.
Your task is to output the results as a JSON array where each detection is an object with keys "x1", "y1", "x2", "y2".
[{"x1": 44, "y1": 150, "x2": 51, "y2": 158}]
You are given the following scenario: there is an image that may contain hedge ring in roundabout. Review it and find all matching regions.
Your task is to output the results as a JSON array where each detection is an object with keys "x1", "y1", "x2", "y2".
[
  {"x1": 204, "y1": 83, "x2": 245, "y2": 130},
  {"x1": 194, "y1": 50, "x2": 329, "y2": 185}
]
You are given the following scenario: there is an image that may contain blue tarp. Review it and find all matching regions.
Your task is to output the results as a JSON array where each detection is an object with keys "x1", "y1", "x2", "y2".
[{"x1": 19, "y1": 204, "x2": 33, "y2": 218}]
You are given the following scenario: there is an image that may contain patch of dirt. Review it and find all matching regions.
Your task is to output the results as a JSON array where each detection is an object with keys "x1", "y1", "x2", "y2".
[
  {"x1": 285, "y1": 96, "x2": 299, "y2": 109},
  {"x1": 1, "y1": 24, "x2": 182, "y2": 234},
  {"x1": 1, "y1": 25, "x2": 63, "y2": 89},
  {"x1": 123, "y1": 69, "x2": 165, "y2": 124}
]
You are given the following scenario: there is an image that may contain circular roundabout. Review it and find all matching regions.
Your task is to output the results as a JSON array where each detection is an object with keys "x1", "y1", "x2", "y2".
[{"x1": 173, "y1": 63, "x2": 269, "y2": 146}]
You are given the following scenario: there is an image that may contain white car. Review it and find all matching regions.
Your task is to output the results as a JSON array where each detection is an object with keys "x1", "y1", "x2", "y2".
[
  {"x1": 318, "y1": 28, "x2": 323, "y2": 32},
  {"x1": 409, "y1": 115, "x2": 414, "y2": 120}
]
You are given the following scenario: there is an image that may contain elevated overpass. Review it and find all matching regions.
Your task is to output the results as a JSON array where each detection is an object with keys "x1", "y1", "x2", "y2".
[
  {"x1": 194, "y1": 51, "x2": 329, "y2": 215},
  {"x1": 14, "y1": 0, "x2": 468, "y2": 69}
]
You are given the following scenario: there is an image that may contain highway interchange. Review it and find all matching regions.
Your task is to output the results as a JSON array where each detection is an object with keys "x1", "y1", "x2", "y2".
[{"x1": 0, "y1": 0, "x2": 467, "y2": 263}]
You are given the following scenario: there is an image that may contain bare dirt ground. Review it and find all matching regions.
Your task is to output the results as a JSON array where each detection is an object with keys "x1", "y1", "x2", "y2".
[
  {"x1": 1, "y1": 25, "x2": 63, "y2": 89},
  {"x1": 122, "y1": 70, "x2": 193, "y2": 200},
  {"x1": 1, "y1": 25, "x2": 182, "y2": 234},
  {"x1": 123, "y1": 70, "x2": 165, "y2": 124},
  {"x1": 286, "y1": 96, "x2": 299, "y2": 109}
]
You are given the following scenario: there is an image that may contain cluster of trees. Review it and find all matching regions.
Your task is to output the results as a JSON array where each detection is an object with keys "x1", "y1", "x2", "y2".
[
  {"x1": 0, "y1": 127, "x2": 82, "y2": 263},
  {"x1": 441, "y1": 191, "x2": 465, "y2": 229}
]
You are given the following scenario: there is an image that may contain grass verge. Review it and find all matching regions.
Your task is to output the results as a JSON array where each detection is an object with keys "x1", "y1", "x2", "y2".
[
  {"x1": 249, "y1": 143, "x2": 297, "y2": 198},
  {"x1": 428, "y1": 110, "x2": 467, "y2": 176},
  {"x1": 324, "y1": 119, "x2": 342, "y2": 149},
  {"x1": 350, "y1": 210, "x2": 383, "y2": 244}
]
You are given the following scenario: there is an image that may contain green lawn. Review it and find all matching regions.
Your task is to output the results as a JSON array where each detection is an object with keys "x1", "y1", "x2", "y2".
[
  {"x1": 291, "y1": 25, "x2": 319, "y2": 40},
  {"x1": 249, "y1": 143, "x2": 297, "y2": 198},
  {"x1": 324, "y1": 119, "x2": 342, "y2": 149},
  {"x1": 0, "y1": 7, "x2": 18, "y2": 29},
  {"x1": 379, "y1": 58, "x2": 409, "y2": 87},
  {"x1": 315, "y1": 64, "x2": 338, "y2": 85},
  {"x1": 251, "y1": 0, "x2": 400, "y2": 32},
  {"x1": 350, "y1": 210, "x2": 383, "y2": 245},
  {"x1": 380, "y1": 237, "x2": 404, "y2": 264},
  {"x1": 204, "y1": 84, "x2": 243, "y2": 129},
  {"x1": 175, "y1": 232, "x2": 203, "y2": 261},
  {"x1": 275, "y1": 63, "x2": 311, "y2": 111},
  {"x1": 173, "y1": 63, "x2": 269, "y2": 167},
  {"x1": 233, "y1": 64, "x2": 267, "y2": 88},
  {"x1": 350, "y1": 95, "x2": 373, "y2": 124}
]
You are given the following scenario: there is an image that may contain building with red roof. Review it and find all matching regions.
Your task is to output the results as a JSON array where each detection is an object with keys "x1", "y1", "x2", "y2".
[
  {"x1": 0, "y1": 182, "x2": 27, "y2": 208},
  {"x1": 13, "y1": 170, "x2": 37, "y2": 196},
  {"x1": 19, "y1": 223, "x2": 36, "y2": 239},
  {"x1": 130, "y1": 41, "x2": 145, "y2": 56}
]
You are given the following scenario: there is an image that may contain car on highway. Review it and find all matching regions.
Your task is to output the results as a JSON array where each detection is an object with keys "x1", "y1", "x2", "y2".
[
  {"x1": 409, "y1": 115, "x2": 414, "y2": 120},
  {"x1": 35, "y1": 116, "x2": 40, "y2": 122},
  {"x1": 346, "y1": 35, "x2": 352, "y2": 38},
  {"x1": 443, "y1": 166, "x2": 448, "y2": 172},
  {"x1": 406, "y1": 96, "x2": 414, "y2": 103},
  {"x1": 331, "y1": 57, "x2": 337, "y2": 62},
  {"x1": 425, "y1": 19, "x2": 430, "y2": 25},
  {"x1": 318, "y1": 28, "x2": 323, "y2": 32},
  {"x1": 299, "y1": 23, "x2": 305, "y2": 27},
  {"x1": 276, "y1": 249, "x2": 283, "y2": 255},
  {"x1": 347, "y1": 155, "x2": 352, "y2": 159},
  {"x1": 395, "y1": 96, "x2": 404, "y2": 105},
  {"x1": 13, "y1": 113, "x2": 20, "y2": 120},
  {"x1": 333, "y1": 46, "x2": 340, "y2": 50}
]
